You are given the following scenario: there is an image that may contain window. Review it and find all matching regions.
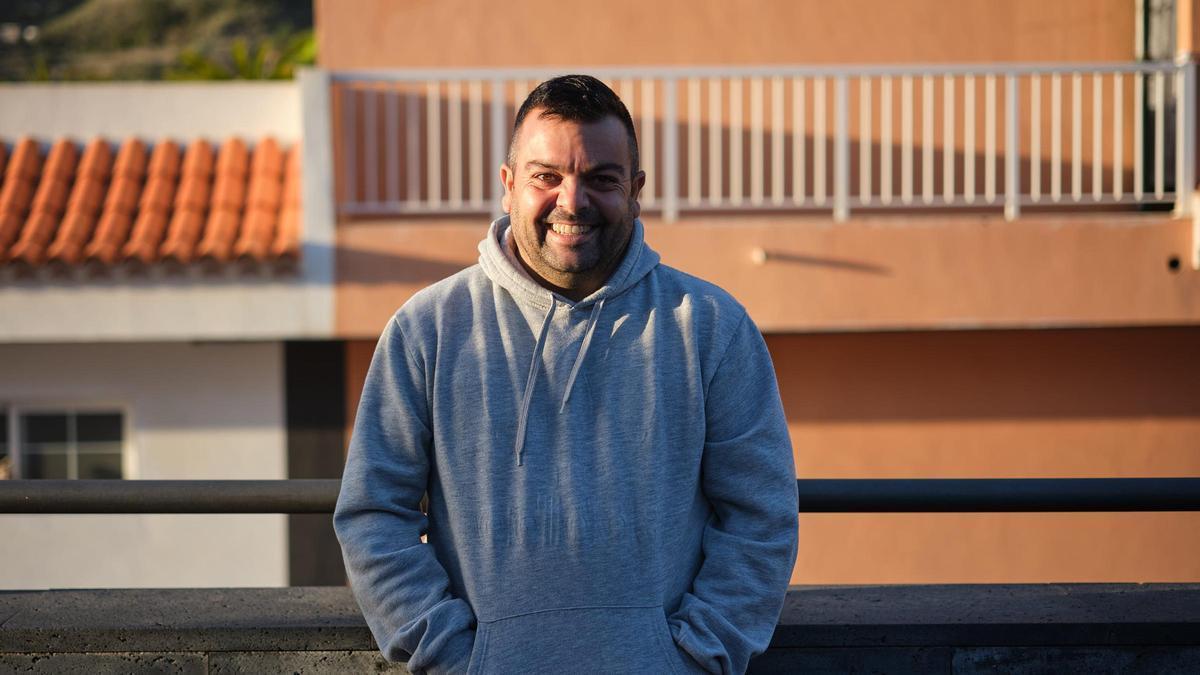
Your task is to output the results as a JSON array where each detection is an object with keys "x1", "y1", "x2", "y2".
[{"x1": 2, "y1": 408, "x2": 126, "y2": 480}]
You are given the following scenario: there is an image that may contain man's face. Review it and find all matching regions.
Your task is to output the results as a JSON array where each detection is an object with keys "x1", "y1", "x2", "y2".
[{"x1": 500, "y1": 110, "x2": 645, "y2": 298}]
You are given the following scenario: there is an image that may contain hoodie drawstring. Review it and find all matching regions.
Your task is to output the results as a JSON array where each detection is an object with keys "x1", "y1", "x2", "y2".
[
  {"x1": 513, "y1": 296, "x2": 608, "y2": 465},
  {"x1": 515, "y1": 302, "x2": 556, "y2": 466},
  {"x1": 560, "y1": 297, "x2": 605, "y2": 413}
]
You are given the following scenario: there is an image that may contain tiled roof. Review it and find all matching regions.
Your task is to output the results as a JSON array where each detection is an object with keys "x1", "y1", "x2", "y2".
[{"x1": 0, "y1": 136, "x2": 301, "y2": 268}]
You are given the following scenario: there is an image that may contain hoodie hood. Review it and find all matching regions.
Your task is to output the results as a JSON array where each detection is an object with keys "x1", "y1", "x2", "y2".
[
  {"x1": 477, "y1": 215, "x2": 661, "y2": 310},
  {"x1": 477, "y1": 215, "x2": 660, "y2": 465}
]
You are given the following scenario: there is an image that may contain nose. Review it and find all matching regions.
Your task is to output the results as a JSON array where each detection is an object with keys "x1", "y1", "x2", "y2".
[{"x1": 556, "y1": 176, "x2": 590, "y2": 213}]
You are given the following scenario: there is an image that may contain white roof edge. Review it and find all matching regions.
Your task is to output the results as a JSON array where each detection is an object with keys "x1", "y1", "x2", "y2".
[{"x1": 0, "y1": 80, "x2": 301, "y2": 142}]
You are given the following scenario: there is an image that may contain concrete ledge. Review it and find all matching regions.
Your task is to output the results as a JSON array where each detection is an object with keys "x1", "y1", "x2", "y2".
[{"x1": 1, "y1": 585, "x2": 1198, "y2": 673}]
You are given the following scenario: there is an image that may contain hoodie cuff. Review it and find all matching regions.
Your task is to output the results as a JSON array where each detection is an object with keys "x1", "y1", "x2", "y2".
[{"x1": 420, "y1": 627, "x2": 475, "y2": 675}]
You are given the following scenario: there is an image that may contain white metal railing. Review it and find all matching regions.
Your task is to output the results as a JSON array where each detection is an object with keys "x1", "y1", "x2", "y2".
[{"x1": 332, "y1": 61, "x2": 1196, "y2": 222}]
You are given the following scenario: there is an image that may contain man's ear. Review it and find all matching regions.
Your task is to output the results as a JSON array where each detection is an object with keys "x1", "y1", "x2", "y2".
[
  {"x1": 630, "y1": 169, "x2": 647, "y2": 218},
  {"x1": 499, "y1": 163, "x2": 515, "y2": 214}
]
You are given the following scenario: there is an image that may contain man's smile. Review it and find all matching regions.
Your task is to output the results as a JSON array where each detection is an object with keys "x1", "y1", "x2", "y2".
[{"x1": 547, "y1": 222, "x2": 596, "y2": 236}]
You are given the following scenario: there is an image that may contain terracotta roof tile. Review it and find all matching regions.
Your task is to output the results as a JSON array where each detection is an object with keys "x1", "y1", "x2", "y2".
[
  {"x1": 1, "y1": 136, "x2": 301, "y2": 270},
  {"x1": 159, "y1": 209, "x2": 205, "y2": 263},
  {"x1": 147, "y1": 140, "x2": 182, "y2": 179},
  {"x1": 0, "y1": 172, "x2": 34, "y2": 216},
  {"x1": 271, "y1": 145, "x2": 302, "y2": 259},
  {"x1": 84, "y1": 210, "x2": 133, "y2": 265},
  {"x1": 7, "y1": 138, "x2": 42, "y2": 182},
  {"x1": 122, "y1": 210, "x2": 169, "y2": 264}
]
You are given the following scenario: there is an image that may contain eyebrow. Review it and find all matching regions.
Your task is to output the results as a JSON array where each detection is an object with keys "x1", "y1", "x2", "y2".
[{"x1": 524, "y1": 161, "x2": 626, "y2": 175}]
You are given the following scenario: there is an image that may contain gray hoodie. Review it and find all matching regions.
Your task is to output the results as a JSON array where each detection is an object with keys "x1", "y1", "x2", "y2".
[{"x1": 334, "y1": 217, "x2": 799, "y2": 674}]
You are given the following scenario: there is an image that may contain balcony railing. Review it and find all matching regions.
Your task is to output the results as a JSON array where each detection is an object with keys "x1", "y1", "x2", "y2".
[
  {"x1": 3, "y1": 478, "x2": 1199, "y2": 513},
  {"x1": 332, "y1": 61, "x2": 1196, "y2": 222}
]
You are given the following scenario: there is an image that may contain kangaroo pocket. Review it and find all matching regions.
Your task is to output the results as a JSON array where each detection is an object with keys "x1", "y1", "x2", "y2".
[{"x1": 467, "y1": 605, "x2": 696, "y2": 675}]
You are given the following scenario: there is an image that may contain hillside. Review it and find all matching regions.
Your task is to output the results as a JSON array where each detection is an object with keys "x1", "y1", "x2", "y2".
[{"x1": 0, "y1": 0, "x2": 312, "y2": 81}]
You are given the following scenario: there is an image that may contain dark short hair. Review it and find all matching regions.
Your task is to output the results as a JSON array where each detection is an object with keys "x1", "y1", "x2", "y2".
[{"x1": 507, "y1": 74, "x2": 640, "y2": 176}]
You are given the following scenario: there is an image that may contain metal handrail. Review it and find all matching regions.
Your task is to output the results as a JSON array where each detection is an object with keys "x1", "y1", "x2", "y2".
[{"x1": 1, "y1": 478, "x2": 1198, "y2": 514}]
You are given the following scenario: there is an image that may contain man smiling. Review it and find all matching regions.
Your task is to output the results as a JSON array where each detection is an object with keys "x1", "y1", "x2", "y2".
[{"x1": 335, "y1": 75, "x2": 799, "y2": 674}]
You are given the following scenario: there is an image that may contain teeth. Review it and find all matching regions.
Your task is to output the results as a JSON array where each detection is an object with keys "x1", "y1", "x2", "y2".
[{"x1": 550, "y1": 223, "x2": 592, "y2": 235}]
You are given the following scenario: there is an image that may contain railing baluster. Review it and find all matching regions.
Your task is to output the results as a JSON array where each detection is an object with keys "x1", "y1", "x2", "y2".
[
  {"x1": 793, "y1": 76, "x2": 806, "y2": 205},
  {"x1": 772, "y1": 76, "x2": 785, "y2": 205},
  {"x1": 881, "y1": 76, "x2": 893, "y2": 205},
  {"x1": 814, "y1": 77, "x2": 826, "y2": 205},
  {"x1": 363, "y1": 88, "x2": 378, "y2": 205},
  {"x1": 1094, "y1": 73, "x2": 1099, "y2": 200},
  {"x1": 469, "y1": 80, "x2": 483, "y2": 208},
  {"x1": 1092, "y1": 73, "x2": 1102, "y2": 202},
  {"x1": 1135, "y1": 70, "x2": 1144, "y2": 199},
  {"x1": 688, "y1": 78, "x2": 701, "y2": 206},
  {"x1": 1154, "y1": 70, "x2": 1165, "y2": 199},
  {"x1": 1177, "y1": 61, "x2": 1196, "y2": 218},
  {"x1": 642, "y1": 79, "x2": 656, "y2": 206},
  {"x1": 1114, "y1": 73, "x2": 1123, "y2": 200},
  {"x1": 944, "y1": 75, "x2": 954, "y2": 202},
  {"x1": 750, "y1": 77, "x2": 764, "y2": 205},
  {"x1": 816, "y1": 75, "x2": 825, "y2": 201},
  {"x1": 730, "y1": 78, "x2": 743, "y2": 205},
  {"x1": 1031, "y1": 75, "x2": 1041, "y2": 202},
  {"x1": 985, "y1": 74, "x2": 996, "y2": 204},
  {"x1": 447, "y1": 81, "x2": 463, "y2": 208},
  {"x1": 385, "y1": 90, "x2": 400, "y2": 204},
  {"x1": 426, "y1": 81, "x2": 441, "y2": 206},
  {"x1": 901, "y1": 75, "x2": 913, "y2": 204},
  {"x1": 663, "y1": 78, "x2": 679, "y2": 223},
  {"x1": 709, "y1": 78, "x2": 723, "y2": 206},
  {"x1": 964, "y1": 75, "x2": 974, "y2": 204},
  {"x1": 1005, "y1": 74, "x2": 1020, "y2": 221},
  {"x1": 835, "y1": 76, "x2": 849, "y2": 221},
  {"x1": 344, "y1": 86, "x2": 358, "y2": 205},
  {"x1": 489, "y1": 79, "x2": 505, "y2": 215},
  {"x1": 406, "y1": 90, "x2": 420, "y2": 205},
  {"x1": 1072, "y1": 72, "x2": 1082, "y2": 202},
  {"x1": 922, "y1": 75, "x2": 934, "y2": 204},
  {"x1": 1051, "y1": 73, "x2": 1062, "y2": 202},
  {"x1": 860, "y1": 76, "x2": 872, "y2": 204}
]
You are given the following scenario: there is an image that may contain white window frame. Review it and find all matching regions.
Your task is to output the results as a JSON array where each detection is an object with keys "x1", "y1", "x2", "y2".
[{"x1": 1, "y1": 403, "x2": 135, "y2": 480}]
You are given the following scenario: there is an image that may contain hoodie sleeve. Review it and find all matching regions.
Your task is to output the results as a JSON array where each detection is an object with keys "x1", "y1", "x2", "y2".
[
  {"x1": 333, "y1": 316, "x2": 476, "y2": 675},
  {"x1": 668, "y1": 312, "x2": 800, "y2": 675}
]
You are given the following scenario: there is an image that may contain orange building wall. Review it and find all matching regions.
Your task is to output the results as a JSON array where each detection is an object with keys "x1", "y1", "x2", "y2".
[
  {"x1": 334, "y1": 214, "x2": 1200, "y2": 337},
  {"x1": 343, "y1": 327, "x2": 1200, "y2": 583},
  {"x1": 316, "y1": 0, "x2": 1134, "y2": 69},
  {"x1": 325, "y1": 0, "x2": 1199, "y2": 584}
]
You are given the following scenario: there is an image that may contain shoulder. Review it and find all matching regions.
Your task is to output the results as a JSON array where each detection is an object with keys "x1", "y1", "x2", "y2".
[
  {"x1": 647, "y1": 263, "x2": 750, "y2": 333},
  {"x1": 387, "y1": 264, "x2": 490, "y2": 339}
]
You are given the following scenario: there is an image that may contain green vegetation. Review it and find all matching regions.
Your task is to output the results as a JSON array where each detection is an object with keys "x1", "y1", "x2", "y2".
[{"x1": 0, "y1": 0, "x2": 313, "y2": 81}]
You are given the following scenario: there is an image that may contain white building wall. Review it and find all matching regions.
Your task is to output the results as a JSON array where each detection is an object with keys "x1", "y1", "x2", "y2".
[
  {"x1": 0, "y1": 81, "x2": 301, "y2": 142},
  {"x1": 0, "y1": 78, "x2": 335, "y2": 343},
  {"x1": 0, "y1": 342, "x2": 288, "y2": 589}
]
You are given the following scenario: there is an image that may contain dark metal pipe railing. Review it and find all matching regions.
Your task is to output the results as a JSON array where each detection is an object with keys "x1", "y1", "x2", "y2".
[
  {"x1": 0, "y1": 480, "x2": 338, "y2": 514},
  {"x1": 0, "y1": 478, "x2": 1198, "y2": 514}
]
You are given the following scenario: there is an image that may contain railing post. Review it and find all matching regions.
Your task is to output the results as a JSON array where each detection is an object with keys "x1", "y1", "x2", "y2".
[
  {"x1": 1005, "y1": 74, "x2": 1021, "y2": 221},
  {"x1": 834, "y1": 75, "x2": 849, "y2": 222},
  {"x1": 490, "y1": 79, "x2": 506, "y2": 219},
  {"x1": 662, "y1": 78, "x2": 679, "y2": 223},
  {"x1": 1175, "y1": 58, "x2": 1195, "y2": 218}
]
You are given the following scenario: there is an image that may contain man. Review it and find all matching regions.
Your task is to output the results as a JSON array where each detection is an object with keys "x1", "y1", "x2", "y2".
[{"x1": 334, "y1": 75, "x2": 798, "y2": 675}]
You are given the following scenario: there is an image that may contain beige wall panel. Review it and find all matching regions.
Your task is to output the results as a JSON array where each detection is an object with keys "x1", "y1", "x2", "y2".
[{"x1": 317, "y1": 0, "x2": 1134, "y2": 69}]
